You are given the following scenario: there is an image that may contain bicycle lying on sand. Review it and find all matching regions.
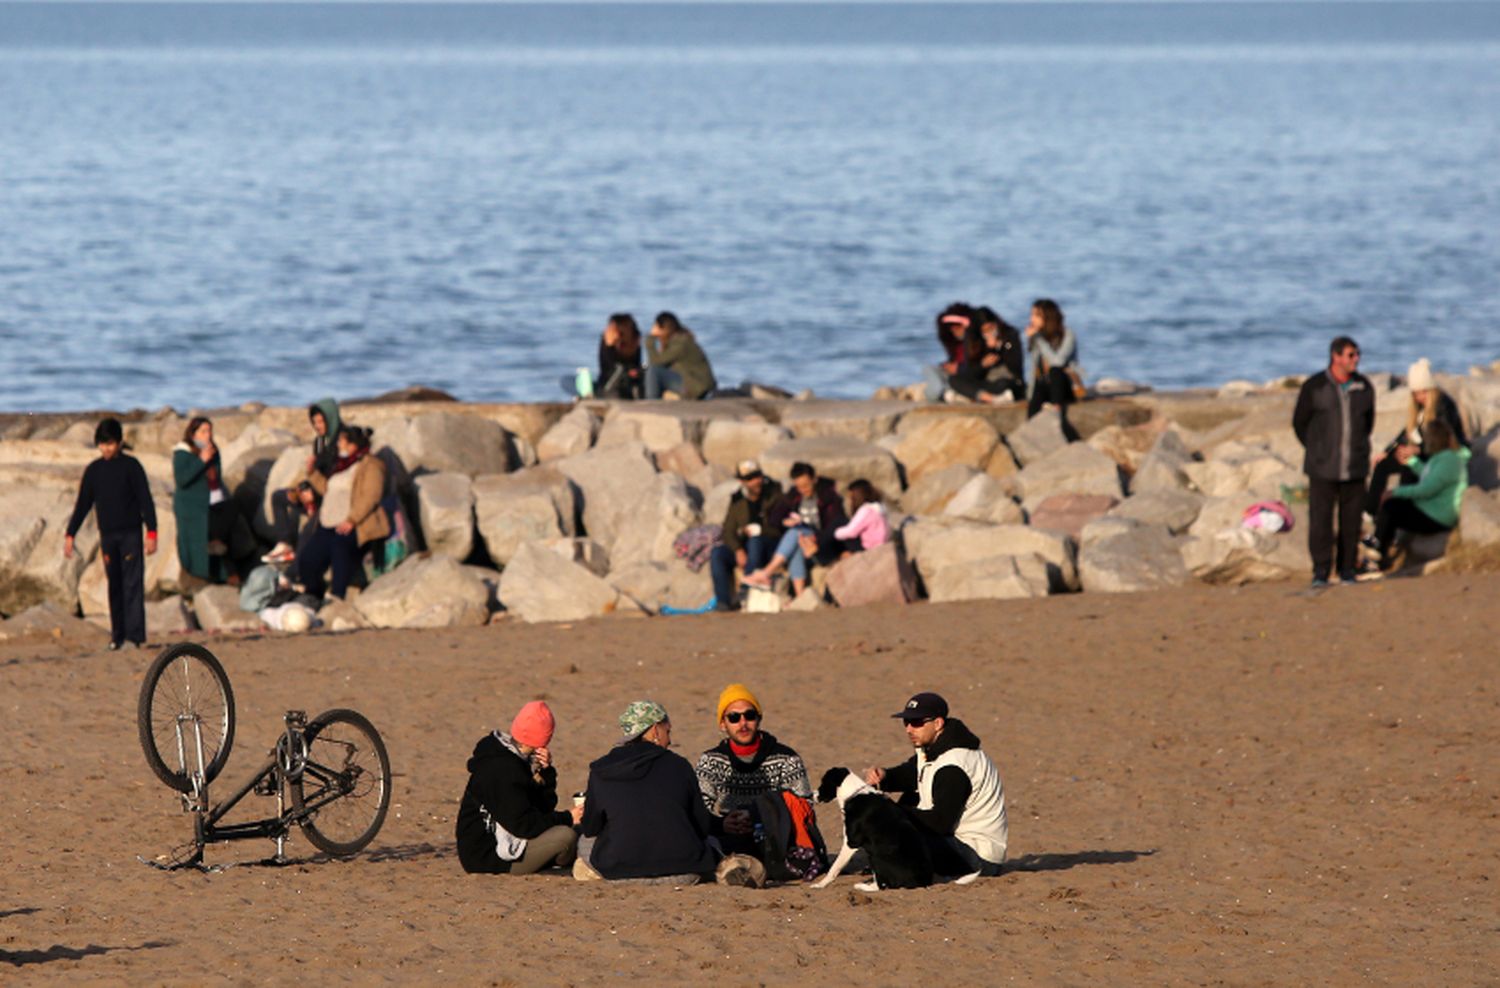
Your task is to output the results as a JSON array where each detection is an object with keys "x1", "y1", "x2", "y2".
[{"x1": 137, "y1": 642, "x2": 392, "y2": 869}]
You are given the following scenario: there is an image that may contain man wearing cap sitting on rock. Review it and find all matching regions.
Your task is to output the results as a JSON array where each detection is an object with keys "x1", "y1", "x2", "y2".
[
  {"x1": 455, "y1": 700, "x2": 583, "y2": 875},
  {"x1": 696, "y1": 684, "x2": 827, "y2": 881},
  {"x1": 708, "y1": 459, "x2": 784, "y2": 612},
  {"x1": 864, "y1": 692, "x2": 1008, "y2": 881}
]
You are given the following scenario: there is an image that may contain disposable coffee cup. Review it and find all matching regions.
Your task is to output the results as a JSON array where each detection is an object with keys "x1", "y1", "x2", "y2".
[
  {"x1": 573, "y1": 792, "x2": 586, "y2": 808},
  {"x1": 745, "y1": 523, "x2": 761, "y2": 537}
]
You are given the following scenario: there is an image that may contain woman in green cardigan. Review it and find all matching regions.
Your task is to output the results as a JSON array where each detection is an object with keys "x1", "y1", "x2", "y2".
[
  {"x1": 172, "y1": 416, "x2": 235, "y2": 583},
  {"x1": 644, "y1": 311, "x2": 717, "y2": 400},
  {"x1": 1373, "y1": 419, "x2": 1471, "y2": 572}
]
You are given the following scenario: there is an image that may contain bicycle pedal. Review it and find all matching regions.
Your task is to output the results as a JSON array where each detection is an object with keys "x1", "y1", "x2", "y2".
[{"x1": 253, "y1": 776, "x2": 279, "y2": 796}]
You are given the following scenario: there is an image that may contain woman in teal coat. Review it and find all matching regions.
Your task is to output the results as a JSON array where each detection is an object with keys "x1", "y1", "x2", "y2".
[
  {"x1": 1373, "y1": 419, "x2": 1471, "y2": 572},
  {"x1": 173, "y1": 416, "x2": 234, "y2": 583}
]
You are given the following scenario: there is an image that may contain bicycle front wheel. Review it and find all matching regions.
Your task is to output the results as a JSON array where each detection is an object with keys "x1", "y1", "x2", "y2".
[
  {"x1": 137, "y1": 643, "x2": 236, "y2": 793},
  {"x1": 291, "y1": 708, "x2": 392, "y2": 857}
]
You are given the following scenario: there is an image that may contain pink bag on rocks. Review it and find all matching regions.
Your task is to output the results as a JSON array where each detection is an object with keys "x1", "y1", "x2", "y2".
[{"x1": 1241, "y1": 500, "x2": 1295, "y2": 534}]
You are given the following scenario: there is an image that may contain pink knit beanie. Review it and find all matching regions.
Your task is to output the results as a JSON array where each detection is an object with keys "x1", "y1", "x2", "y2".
[{"x1": 510, "y1": 701, "x2": 555, "y2": 748}]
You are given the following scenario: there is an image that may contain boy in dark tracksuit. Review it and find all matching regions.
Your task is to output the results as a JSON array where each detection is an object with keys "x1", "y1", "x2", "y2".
[{"x1": 65, "y1": 418, "x2": 158, "y2": 650}]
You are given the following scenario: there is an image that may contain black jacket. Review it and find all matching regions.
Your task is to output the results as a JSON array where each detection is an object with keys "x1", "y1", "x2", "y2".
[
  {"x1": 67, "y1": 454, "x2": 157, "y2": 537},
  {"x1": 1292, "y1": 370, "x2": 1376, "y2": 482},
  {"x1": 597, "y1": 338, "x2": 643, "y2": 399},
  {"x1": 878, "y1": 718, "x2": 984, "y2": 838},
  {"x1": 719, "y1": 480, "x2": 785, "y2": 555},
  {"x1": 581, "y1": 741, "x2": 717, "y2": 880},
  {"x1": 455, "y1": 732, "x2": 571, "y2": 874},
  {"x1": 768, "y1": 478, "x2": 851, "y2": 558}
]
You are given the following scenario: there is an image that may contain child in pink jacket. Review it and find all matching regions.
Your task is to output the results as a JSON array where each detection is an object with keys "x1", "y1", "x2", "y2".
[{"x1": 834, "y1": 480, "x2": 890, "y2": 551}]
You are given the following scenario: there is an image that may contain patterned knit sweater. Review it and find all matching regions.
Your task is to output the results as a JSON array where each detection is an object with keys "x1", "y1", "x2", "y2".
[{"x1": 695, "y1": 732, "x2": 813, "y2": 814}]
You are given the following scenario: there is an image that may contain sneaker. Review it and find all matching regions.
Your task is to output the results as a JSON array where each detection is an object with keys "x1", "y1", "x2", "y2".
[
  {"x1": 1310, "y1": 574, "x2": 1330, "y2": 589},
  {"x1": 1337, "y1": 569, "x2": 1359, "y2": 585},
  {"x1": 1354, "y1": 562, "x2": 1385, "y2": 582},
  {"x1": 107, "y1": 640, "x2": 122, "y2": 652},
  {"x1": 261, "y1": 543, "x2": 295, "y2": 564}
]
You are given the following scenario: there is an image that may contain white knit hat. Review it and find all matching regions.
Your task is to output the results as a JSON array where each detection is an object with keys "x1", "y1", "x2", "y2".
[{"x1": 1406, "y1": 358, "x2": 1435, "y2": 392}]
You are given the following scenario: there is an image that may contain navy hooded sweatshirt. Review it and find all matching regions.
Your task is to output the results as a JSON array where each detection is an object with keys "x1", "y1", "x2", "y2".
[{"x1": 580, "y1": 741, "x2": 717, "y2": 880}]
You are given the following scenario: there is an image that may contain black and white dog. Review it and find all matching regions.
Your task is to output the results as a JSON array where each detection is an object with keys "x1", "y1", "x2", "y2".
[{"x1": 811, "y1": 767, "x2": 933, "y2": 891}]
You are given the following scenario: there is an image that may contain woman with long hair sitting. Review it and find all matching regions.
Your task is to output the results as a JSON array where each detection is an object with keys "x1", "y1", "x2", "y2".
[
  {"x1": 1369, "y1": 419, "x2": 1470, "y2": 574},
  {"x1": 1024, "y1": 298, "x2": 1082, "y2": 442}
]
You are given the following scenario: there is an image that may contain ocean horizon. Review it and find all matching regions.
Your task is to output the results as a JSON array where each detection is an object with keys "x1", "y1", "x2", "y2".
[{"x1": 1, "y1": 2, "x2": 1497, "y2": 411}]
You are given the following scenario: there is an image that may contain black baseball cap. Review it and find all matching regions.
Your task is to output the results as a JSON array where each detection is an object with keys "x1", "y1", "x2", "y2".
[{"x1": 892, "y1": 692, "x2": 948, "y2": 722}]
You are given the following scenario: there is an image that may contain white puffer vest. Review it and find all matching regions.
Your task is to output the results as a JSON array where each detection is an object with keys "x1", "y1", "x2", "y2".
[{"x1": 917, "y1": 745, "x2": 1008, "y2": 865}]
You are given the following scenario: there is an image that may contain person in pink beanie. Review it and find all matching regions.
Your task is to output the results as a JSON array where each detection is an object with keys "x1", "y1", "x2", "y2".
[{"x1": 455, "y1": 700, "x2": 583, "y2": 875}]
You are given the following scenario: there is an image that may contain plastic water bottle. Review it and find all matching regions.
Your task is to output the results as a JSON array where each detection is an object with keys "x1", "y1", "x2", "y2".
[{"x1": 574, "y1": 368, "x2": 594, "y2": 398}]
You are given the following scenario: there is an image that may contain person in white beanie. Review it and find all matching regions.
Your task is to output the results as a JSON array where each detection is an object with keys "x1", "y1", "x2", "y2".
[{"x1": 1364, "y1": 358, "x2": 1468, "y2": 519}]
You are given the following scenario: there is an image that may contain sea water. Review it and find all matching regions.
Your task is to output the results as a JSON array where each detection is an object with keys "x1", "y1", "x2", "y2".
[{"x1": 1, "y1": 2, "x2": 1497, "y2": 411}]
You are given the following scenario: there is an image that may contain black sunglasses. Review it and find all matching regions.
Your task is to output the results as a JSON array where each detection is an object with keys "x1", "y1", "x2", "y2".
[
  {"x1": 724, "y1": 710, "x2": 761, "y2": 725},
  {"x1": 903, "y1": 717, "x2": 932, "y2": 727}
]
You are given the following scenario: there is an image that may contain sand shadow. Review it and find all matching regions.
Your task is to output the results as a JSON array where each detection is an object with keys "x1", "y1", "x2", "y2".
[
  {"x1": 2, "y1": 939, "x2": 173, "y2": 968},
  {"x1": 0, "y1": 907, "x2": 40, "y2": 919},
  {"x1": 360, "y1": 841, "x2": 453, "y2": 864},
  {"x1": 1003, "y1": 849, "x2": 1156, "y2": 874}
]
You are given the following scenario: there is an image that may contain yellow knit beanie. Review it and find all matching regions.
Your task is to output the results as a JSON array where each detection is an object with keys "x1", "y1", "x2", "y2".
[{"x1": 716, "y1": 683, "x2": 761, "y2": 724}]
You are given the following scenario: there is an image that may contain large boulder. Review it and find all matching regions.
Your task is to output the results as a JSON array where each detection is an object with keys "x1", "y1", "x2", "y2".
[
  {"x1": 889, "y1": 415, "x2": 1000, "y2": 486},
  {"x1": 1183, "y1": 443, "x2": 1298, "y2": 499},
  {"x1": 255, "y1": 446, "x2": 312, "y2": 540},
  {"x1": 1108, "y1": 489, "x2": 1205, "y2": 535},
  {"x1": 146, "y1": 596, "x2": 197, "y2": 635},
  {"x1": 701, "y1": 479, "x2": 742, "y2": 532},
  {"x1": 607, "y1": 559, "x2": 713, "y2": 614},
  {"x1": 553, "y1": 442, "x2": 660, "y2": 549},
  {"x1": 472, "y1": 467, "x2": 578, "y2": 566},
  {"x1": 355, "y1": 555, "x2": 491, "y2": 628},
  {"x1": 414, "y1": 472, "x2": 475, "y2": 560},
  {"x1": 1004, "y1": 407, "x2": 1070, "y2": 466},
  {"x1": 608, "y1": 473, "x2": 701, "y2": 568},
  {"x1": 0, "y1": 486, "x2": 99, "y2": 615},
  {"x1": 901, "y1": 464, "x2": 981, "y2": 515},
  {"x1": 825, "y1": 541, "x2": 917, "y2": 608},
  {"x1": 1077, "y1": 518, "x2": 1190, "y2": 594},
  {"x1": 941, "y1": 474, "x2": 1024, "y2": 526},
  {"x1": 903, "y1": 517, "x2": 1077, "y2": 593},
  {"x1": 1130, "y1": 427, "x2": 1198, "y2": 494},
  {"x1": 925, "y1": 553, "x2": 1052, "y2": 603},
  {"x1": 779, "y1": 401, "x2": 907, "y2": 443},
  {"x1": 535, "y1": 406, "x2": 600, "y2": 462},
  {"x1": 378, "y1": 412, "x2": 514, "y2": 479},
  {"x1": 499, "y1": 541, "x2": 630, "y2": 623},
  {"x1": 1181, "y1": 528, "x2": 1305, "y2": 585},
  {"x1": 1086, "y1": 422, "x2": 1159, "y2": 475},
  {"x1": 596, "y1": 404, "x2": 753, "y2": 454},
  {"x1": 1014, "y1": 443, "x2": 1124, "y2": 512},
  {"x1": 0, "y1": 601, "x2": 99, "y2": 640},
  {"x1": 191, "y1": 585, "x2": 261, "y2": 633},
  {"x1": 1467, "y1": 426, "x2": 1500, "y2": 491},
  {"x1": 1457, "y1": 489, "x2": 1500, "y2": 549},
  {"x1": 1027, "y1": 493, "x2": 1119, "y2": 539},
  {"x1": 701, "y1": 419, "x2": 793, "y2": 473},
  {"x1": 541, "y1": 537, "x2": 612, "y2": 577},
  {"x1": 760, "y1": 436, "x2": 903, "y2": 495}
]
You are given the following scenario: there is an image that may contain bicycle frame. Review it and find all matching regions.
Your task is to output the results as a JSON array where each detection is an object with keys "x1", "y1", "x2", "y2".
[{"x1": 167, "y1": 709, "x2": 321, "y2": 868}]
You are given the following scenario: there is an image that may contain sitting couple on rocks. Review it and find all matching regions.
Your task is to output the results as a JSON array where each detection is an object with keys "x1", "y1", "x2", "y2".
[
  {"x1": 455, "y1": 685, "x2": 828, "y2": 886},
  {"x1": 570, "y1": 311, "x2": 718, "y2": 401},
  {"x1": 455, "y1": 686, "x2": 1009, "y2": 889},
  {"x1": 711, "y1": 460, "x2": 890, "y2": 608}
]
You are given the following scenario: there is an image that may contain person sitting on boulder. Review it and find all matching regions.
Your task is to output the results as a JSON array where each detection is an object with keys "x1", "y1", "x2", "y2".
[
  {"x1": 695, "y1": 684, "x2": 827, "y2": 882},
  {"x1": 833, "y1": 479, "x2": 890, "y2": 554},
  {"x1": 263, "y1": 398, "x2": 340, "y2": 564},
  {"x1": 297, "y1": 424, "x2": 390, "y2": 600},
  {"x1": 921, "y1": 302, "x2": 975, "y2": 402},
  {"x1": 455, "y1": 700, "x2": 583, "y2": 875},
  {"x1": 1364, "y1": 358, "x2": 1467, "y2": 520},
  {"x1": 574, "y1": 700, "x2": 721, "y2": 882},
  {"x1": 742, "y1": 462, "x2": 851, "y2": 598},
  {"x1": 708, "y1": 459, "x2": 785, "y2": 612},
  {"x1": 644, "y1": 311, "x2": 717, "y2": 401},
  {"x1": 64, "y1": 417, "x2": 158, "y2": 651},
  {"x1": 1368, "y1": 419, "x2": 1470, "y2": 575},
  {"x1": 1025, "y1": 298, "x2": 1082, "y2": 443},
  {"x1": 949, "y1": 307, "x2": 1026, "y2": 404}
]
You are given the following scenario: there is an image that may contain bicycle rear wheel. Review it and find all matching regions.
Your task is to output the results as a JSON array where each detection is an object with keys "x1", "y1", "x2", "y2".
[
  {"x1": 291, "y1": 708, "x2": 391, "y2": 856},
  {"x1": 137, "y1": 643, "x2": 236, "y2": 793}
]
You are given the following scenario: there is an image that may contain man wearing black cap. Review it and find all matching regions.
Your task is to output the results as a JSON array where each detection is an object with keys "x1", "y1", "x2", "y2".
[
  {"x1": 708, "y1": 459, "x2": 784, "y2": 612},
  {"x1": 863, "y1": 692, "x2": 1007, "y2": 879}
]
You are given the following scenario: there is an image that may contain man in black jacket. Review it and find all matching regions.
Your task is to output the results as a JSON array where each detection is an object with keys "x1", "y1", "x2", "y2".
[
  {"x1": 708, "y1": 460, "x2": 784, "y2": 612},
  {"x1": 1292, "y1": 337, "x2": 1376, "y2": 587},
  {"x1": 455, "y1": 701, "x2": 582, "y2": 875},
  {"x1": 743, "y1": 462, "x2": 852, "y2": 597}
]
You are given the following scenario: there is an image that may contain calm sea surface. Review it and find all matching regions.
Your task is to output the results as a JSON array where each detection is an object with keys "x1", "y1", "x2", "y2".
[{"x1": 2, "y1": 2, "x2": 1498, "y2": 411}]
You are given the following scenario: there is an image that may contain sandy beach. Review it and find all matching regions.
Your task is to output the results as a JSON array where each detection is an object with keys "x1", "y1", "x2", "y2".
[{"x1": 3, "y1": 570, "x2": 1496, "y2": 984}]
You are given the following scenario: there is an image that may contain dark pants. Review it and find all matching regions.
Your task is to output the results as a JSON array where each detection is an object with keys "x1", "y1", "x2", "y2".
[
  {"x1": 1375, "y1": 498, "x2": 1449, "y2": 567},
  {"x1": 1308, "y1": 477, "x2": 1366, "y2": 579},
  {"x1": 708, "y1": 536, "x2": 770, "y2": 606},
  {"x1": 1363, "y1": 457, "x2": 1418, "y2": 517},
  {"x1": 100, "y1": 529, "x2": 147, "y2": 646},
  {"x1": 270, "y1": 488, "x2": 304, "y2": 545},
  {"x1": 297, "y1": 527, "x2": 361, "y2": 599},
  {"x1": 1026, "y1": 368, "x2": 1081, "y2": 443}
]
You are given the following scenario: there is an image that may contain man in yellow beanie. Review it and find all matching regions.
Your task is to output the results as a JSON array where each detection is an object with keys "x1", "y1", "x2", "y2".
[{"x1": 695, "y1": 684, "x2": 827, "y2": 881}]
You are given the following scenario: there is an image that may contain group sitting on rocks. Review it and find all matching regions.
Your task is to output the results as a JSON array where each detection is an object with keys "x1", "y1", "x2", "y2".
[{"x1": 455, "y1": 686, "x2": 1007, "y2": 889}]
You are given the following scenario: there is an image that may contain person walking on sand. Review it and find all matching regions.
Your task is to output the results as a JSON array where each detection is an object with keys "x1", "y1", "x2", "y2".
[
  {"x1": 1292, "y1": 336, "x2": 1375, "y2": 587},
  {"x1": 455, "y1": 700, "x2": 583, "y2": 875},
  {"x1": 64, "y1": 417, "x2": 158, "y2": 651},
  {"x1": 863, "y1": 692, "x2": 1008, "y2": 881}
]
